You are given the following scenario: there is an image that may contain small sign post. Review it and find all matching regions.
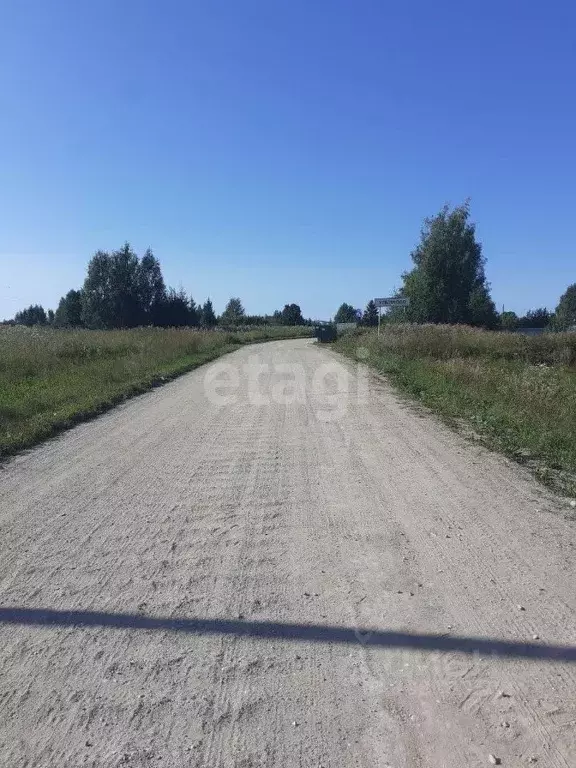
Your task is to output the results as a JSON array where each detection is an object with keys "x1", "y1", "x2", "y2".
[{"x1": 373, "y1": 297, "x2": 410, "y2": 337}]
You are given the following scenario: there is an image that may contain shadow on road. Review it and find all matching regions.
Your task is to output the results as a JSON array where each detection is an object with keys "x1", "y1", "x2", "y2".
[{"x1": 0, "y1": 606, "x2": 574, "y2": 662}]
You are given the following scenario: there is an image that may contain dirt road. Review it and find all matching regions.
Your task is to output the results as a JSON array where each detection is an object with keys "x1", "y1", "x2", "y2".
[{"x1": 1, "y1": 338, "x2": 575, "y2": 767}]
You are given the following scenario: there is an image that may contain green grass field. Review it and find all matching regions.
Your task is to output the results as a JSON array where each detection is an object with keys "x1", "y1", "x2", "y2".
[
  {"x1": 335, "y1": 324, "x2": 576, "y2": 496},
  {"x1": 0, "y1": 325, "x2": 312, "y2": 457}
]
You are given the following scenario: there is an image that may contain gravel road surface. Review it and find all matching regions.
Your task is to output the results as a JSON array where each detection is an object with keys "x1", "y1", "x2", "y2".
[{"x1": 1, "y1": 338, "x2": 575, "y2": 767}]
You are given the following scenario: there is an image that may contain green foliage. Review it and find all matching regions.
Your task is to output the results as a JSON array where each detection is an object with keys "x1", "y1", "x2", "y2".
[
  {"x1": 499, "y1": 308, "x2": 552, "y2": 332},
  {"x1": 361, "y1": 300, "x2": 379, "y2": 327},
  {"x1": 82, "y1": 244, "x2": 193, "y2": 328},
  {"x1": 279, "y1": 303, "x2": 305, "y2": 325},
  {"x1": 521, "y1": 307, "x2": 551, "y2": 328},
  {"x1": 137, "y1": 248, "x2": 166, "y2": 325},
  {"x1": 500, "y1": 311, "x2": 519, "y2": 330},
  {"x1": 14, "y1": 305, "x2": 48, "y2": 326},
  {"x1": 402, "y1": 202, "x2": 497, "y2": 328},
  {"x1": 200, "y1": 299, "x2": 217, "y2": 328},
  {"x1": 334, "y1": 303, "x2": 358, "y2": 324},
  {"x1": 82, "y1": 244, "x2": 142, "y2": 328},
  {"x1": 78, "y1": 244, "x2": 203, "y2": 329},
  {"x1": 553, "y1": 284, "x2": 576, "y2": 330},
  {"x1": 468, "y1": 285, "x2": 498, "y2": 329},
  {"x1": 54, "y1": 289, "x2": 84, "y2": 327},
  {"x1": 220, "y1": 297, "x2": 245, "y2": 325},
  {"x1": 188, "y1": 297, "x2": 200, "y2": 327},
  {"x1": 156, "y1": 287, "x2": 193, "y2": 327},
  {"x1": 80, "y1": 250, "x2": 112, "y2": 328}
]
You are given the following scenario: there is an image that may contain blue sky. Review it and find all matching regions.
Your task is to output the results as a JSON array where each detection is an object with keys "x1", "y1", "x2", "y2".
[{"x1": 1, "y1": 0, "x2": 575, "y2": 320}]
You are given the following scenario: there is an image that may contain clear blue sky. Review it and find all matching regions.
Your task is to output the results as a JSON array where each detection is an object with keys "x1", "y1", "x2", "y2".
[{"x1": 1, "y1": 0, "x2": 575, "y2": 320}]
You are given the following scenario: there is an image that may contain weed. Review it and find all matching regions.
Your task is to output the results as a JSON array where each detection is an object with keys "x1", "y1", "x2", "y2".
[
  {"x1": 335, "y1": 325, "x2": 576, "y2": 496},
  {"x1": 0, "y1": 325, "x2": 312, "y2": 456}
]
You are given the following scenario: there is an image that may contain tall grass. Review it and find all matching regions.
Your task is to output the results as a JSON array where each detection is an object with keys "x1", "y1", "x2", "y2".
[
  {"x1": 335, "y1": 325, "x2": 576, "y2": 496},
  {"x1": 0, "y1": 325, "x2": 312, "y2": 456},
  {"x1": 356, "y1": 323, "x2": 576, "y2": 366}
]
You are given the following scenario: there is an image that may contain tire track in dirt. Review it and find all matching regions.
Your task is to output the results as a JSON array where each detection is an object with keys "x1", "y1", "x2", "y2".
[{"x1": 0, "y1": 339, "x2": 575, "y2": 767}]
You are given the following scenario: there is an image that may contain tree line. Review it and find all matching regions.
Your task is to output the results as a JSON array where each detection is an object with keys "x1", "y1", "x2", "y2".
[
  {"x1": 333, "y1": 202, "x2": 576, "y2": 332},
  {"x1": 9, "y1": 204, "x2": 576, "y2": 332},
  {"x1": 11, "y1": 244, "x2": 310, "y2": 329}
]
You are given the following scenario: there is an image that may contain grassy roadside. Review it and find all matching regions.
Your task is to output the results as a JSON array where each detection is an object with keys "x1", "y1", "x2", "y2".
[
  {"x1": 0, "y1": 325, "x2": 312, "y2": 457},
  {"x1": 334, "y1": 325, "x2": 576, "y2": 496}
]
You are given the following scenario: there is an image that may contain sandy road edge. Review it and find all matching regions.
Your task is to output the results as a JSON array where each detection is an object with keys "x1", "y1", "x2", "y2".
[
  {"x1": 0, "y1": 334, "x2": 312, "y2": 463},
  {"x1": 327, "y1": 339, "x2": 576, "y2": 512}
]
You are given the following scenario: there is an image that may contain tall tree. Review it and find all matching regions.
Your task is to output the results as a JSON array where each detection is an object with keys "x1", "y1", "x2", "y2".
[
  {"x1": 519, "y1": 308, "x2": 551, "y2": 328},
  {"x1": 54, "y1": 289, "x2": 84, "y2": 327},
  {"x1": 468, "y1": 285, "x2": 498, "y2": 329},
  {"x1": 221, "y1": 297, "x2": 245, "y2": 325},
  {"x1": 82, "y1": 244, "x2": 143, "y2": 328},
  {"x1": 280, "y1": 303, "x2": 304, "y2": 325},
  {"x1": 109, "y1": 243, "x2": 141, "y2": 328},
  {"x1": 14, "y1": 304, "x2": 47, "y2": 326},
  {"x1": 157, "y1": 287, "x2": 191, "y2": 327},
  {"x1": 402, "y1": 202, "x2": 497, "y2": 327},
  {"x1": 500, "y1": 311, "x2": 519, "y2": 331},
  {"x1": 200, "y1": 298, "x2": 217, "y2": 328},
  {"x1": 361, "y1": 300, "x2": 379, "y2": 327},
  {"x1": 334, "y1": 303, "x2": 358, "y2": 323},
  {"x1": 188, "y1": 296, "x2": 200, "y2": 327},
  {"x1": 553, "y1": 284, "x2": 576, "y2": 330},
  {"x1": 81, "y1": 250, "x2": 114, "y2": 328},
  {"x1": 137, "y1": 248, "x2": 166, "y2": 325}
]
